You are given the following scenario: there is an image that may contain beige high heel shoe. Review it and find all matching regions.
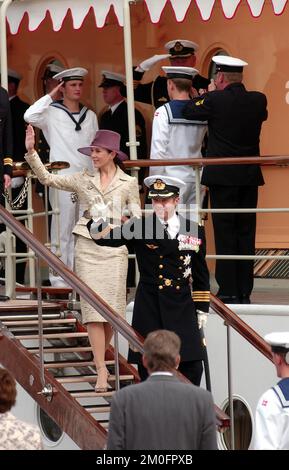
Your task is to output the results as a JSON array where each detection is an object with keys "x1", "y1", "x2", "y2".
[{"x1": 95, "y1": 366, "x2": 110, "y2": 393}]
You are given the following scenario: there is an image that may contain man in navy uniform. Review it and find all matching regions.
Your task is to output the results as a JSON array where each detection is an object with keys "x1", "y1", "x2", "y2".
[
  {"x1": 0, "y1": 85, "x2": 13, "y2": 293},
  {"x1": 5, "y1": 69, "x2": 30, "y2": 284},
  {"x1": 252, "y1": 332, "x2": 289, "y2": 450},
  {"x1": 99, "y1": 71, "x2": 147, "y2": 164},
  {"x1": 133, "y1": 39, "x2": 210, "y2": 109},
  {"x1": 183, "y1": 56, "x2": 268, "y2": 304},
  {"x1": 8, "y1": 69, "x2": 29, "y2": 162},
  {"x1": 88, "y1": 175, "x2": 210, "y2": 385}
]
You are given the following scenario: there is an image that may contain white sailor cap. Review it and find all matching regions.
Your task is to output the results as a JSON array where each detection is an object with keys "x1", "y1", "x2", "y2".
[
  {"x1": 144, "y1": 175, "x2": 186, "y2": 199},
  {"x1": 8, "y1": 68, "x2": 22, "y2": 83},
  {"x1": 46, "y1": 64, "x2": 65, "y2": 74},
  {"x1": 43, "y1": 63, "x2": 65, "y2": 80},
  {"x1": 212, "y1": 55, "x2": 248, "y2": 73},
  {"x1": 99, "y1": 70, "x2": 125, "y2": 88},
  {"x1": 53, "y1": 67, "x2": 88, "y2": 82},
  {"x1": 162, "y1": 66, "x2": 199, "y2": 80},
  {"x1": 264, "y1": 332, "x2": 289, "y2": 350},
  {"x1": 165, "y1": 39, "x2": 199, "y2": 58}
]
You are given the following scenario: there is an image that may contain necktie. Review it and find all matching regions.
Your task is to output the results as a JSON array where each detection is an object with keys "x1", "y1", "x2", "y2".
[{"x1": 164, "y1": 223, "x2": 170, "y2": 238}]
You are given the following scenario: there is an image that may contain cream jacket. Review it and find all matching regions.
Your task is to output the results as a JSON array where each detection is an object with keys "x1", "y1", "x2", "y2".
[{"x1": 25, "y1": 150, "x2": 141, "y2": 239}]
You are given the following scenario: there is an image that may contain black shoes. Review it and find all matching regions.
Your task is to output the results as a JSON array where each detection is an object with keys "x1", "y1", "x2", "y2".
[
  {"x1": 0, "y1": 294, "x2": 9, "y2": 301},
  {"x1": 216, "y1": 293, "x2": 251, "y2": 304},
  {"x1": 239, "y1": 294, "x2": 251, "y2": 304},
  {"x1": 216, "y1": 294, "x2": 240, "y2": 304}
]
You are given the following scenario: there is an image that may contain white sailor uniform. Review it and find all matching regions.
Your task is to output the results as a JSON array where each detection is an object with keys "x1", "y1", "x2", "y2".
[
  {"x1": 150, "y1": 100, "x2": 207, "y2": 219},
  {"x1": 24, "y1": 94, "x2": 97, "y2": 286},
  {"x1": 252, "y1": 377, "x2": 289, "y2": 449}
]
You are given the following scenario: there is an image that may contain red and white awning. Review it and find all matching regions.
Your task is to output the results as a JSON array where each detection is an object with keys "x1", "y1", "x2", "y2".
[{"x1": 7, "y1": 0, "x2": 288, "y2": 34}]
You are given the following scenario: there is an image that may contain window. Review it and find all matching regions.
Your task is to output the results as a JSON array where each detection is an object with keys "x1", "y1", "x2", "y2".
[
  {"x1": 208, "y1": 49, "x2": 229, "y2": 80},
  {"x1": 220, "y1": 396, "x2": 253, "y2": 450},
  {"x1": 37, "y1": 406, "x2": 63, "y2": 444}
]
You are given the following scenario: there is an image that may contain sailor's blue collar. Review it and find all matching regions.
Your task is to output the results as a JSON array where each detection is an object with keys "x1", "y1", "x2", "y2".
[{"x1": 272, "y1": 377, "x2": 289, "y2": 408}]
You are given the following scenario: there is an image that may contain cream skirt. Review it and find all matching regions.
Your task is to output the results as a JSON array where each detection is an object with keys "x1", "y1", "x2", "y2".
[{"x1": 74, "y1": 235, "x2": 128, "y2": 323}]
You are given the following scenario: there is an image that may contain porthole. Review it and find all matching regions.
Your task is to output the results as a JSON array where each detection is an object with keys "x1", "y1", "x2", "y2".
[
  {"x1": 208, "y1": 49, "x2": 229, "y2": 80},
  {"x1": 37, "y1": 406, "x2": 63, "y2": 445},
  {"x1": 219, "y1": 395, "x2": 253, "y2": 450}
]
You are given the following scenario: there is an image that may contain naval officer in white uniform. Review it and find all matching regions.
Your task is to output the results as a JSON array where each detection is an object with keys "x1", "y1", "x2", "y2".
[
  {"x1": 252, "y1": 332, "x2": 289, "y2": 450},
  {"x1": 24, "y1": 67, "x2": 98, "y2": 287},
  {"x1": 149, "y1": 66, "x2": 207, "y2": 220}
]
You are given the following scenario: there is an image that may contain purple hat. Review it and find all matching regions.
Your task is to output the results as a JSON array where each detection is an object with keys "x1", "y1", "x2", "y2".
[{"x1": 77, "y1": 130, "x2": 128, "y2": 161}]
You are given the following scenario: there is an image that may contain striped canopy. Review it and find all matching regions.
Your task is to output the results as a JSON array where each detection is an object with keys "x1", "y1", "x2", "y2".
[{"x1": 7, "y1": 0, "x2": 288, "y2": 34}]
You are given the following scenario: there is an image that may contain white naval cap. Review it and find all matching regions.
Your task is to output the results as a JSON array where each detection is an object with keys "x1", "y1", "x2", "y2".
[
  {"x1": 8, "y1": 68, "x2": 22, "y2": 82},
  {"x1": 264, "y1": 332, "x2": 289, "y2": 349},
  {"x1": 46, "y1": 63, "x2": 65, "y2": 75},
  {"x1": 144, "y1": 175, "x2": 186, "y2": 198},
  {"x1": 162, "y1": 66, "x2": 199, "y2": 80},
  {"x1": 212, "y1": 55, "x2": 248, "y2": 72},
  {"x1": 165, "y1": 39, "x2": 199, "y2": 57},
  {"x1": 53, "y1": 67, "x2": 88, "y2": 82},
  {"x1": 99, "y1": 70, "x2": 126, "y2": 88}
]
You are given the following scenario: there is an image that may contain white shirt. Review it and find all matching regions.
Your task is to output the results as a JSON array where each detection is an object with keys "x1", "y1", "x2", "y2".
[
  {"x1": 24, "y1": 94, "x2": 98, "y2": 175},
  {"x1": 157, "y1": 212, "x2": 180, "y2": 239},
  {"x1": 252, "y1": 385, "x2": 289, "y2": 449},
  {"x1": 150, "y1": 101, "x2": 207, "y2": 182},
  {"x1": 110, "y1": 100, "x2": 125, "y2": 114}
]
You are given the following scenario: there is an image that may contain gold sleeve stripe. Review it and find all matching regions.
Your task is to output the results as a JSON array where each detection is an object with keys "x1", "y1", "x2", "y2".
[
  {"x1": 192, "y1": 293, "x2": 210, "y2": 301},
  {"x1": 4, "y1": 157, "x2": 13, "y2": 166},
  {"x1": 193, "y1": 291, "x2": 210, "y2": 294}
]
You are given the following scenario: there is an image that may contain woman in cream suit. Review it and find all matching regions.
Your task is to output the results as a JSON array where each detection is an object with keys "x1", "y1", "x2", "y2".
[{"x1": 25, "y1": 125, "x2": 141, "y2": 392}]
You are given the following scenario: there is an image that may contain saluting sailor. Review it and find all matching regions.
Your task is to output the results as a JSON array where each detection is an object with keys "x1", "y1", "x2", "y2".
[
  {"x1": 252, "y1": 332, "x2": 289, "y2": 450},
  {"x1": 24, "y1": 67, "x2": 98, "y2": 287},
  {"x1": 88, "y1": 175, "x2": 210, "y2": 385},
  {"x1": 150, "y1": 66, "x2": 207, "y2": 216},
  {"x1": 133, "y1": 39, "x2": 210, "y2": 109}
]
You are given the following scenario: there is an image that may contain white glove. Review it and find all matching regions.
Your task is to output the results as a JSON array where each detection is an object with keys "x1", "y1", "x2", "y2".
[
  {"x1": 136, "y1": 54, "x2": 170, "y2": 72},
  {"x1": 89, "y1": 195, "x2": 111, "y2": 222},
  {"x1": 197, "y1": 310, "x2": 208, "y2": 329}
]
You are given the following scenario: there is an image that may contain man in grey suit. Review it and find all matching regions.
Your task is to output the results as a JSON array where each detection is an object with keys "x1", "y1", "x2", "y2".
[{"x1": 107, "y1": 330, "x2": 217, "y2": 450}]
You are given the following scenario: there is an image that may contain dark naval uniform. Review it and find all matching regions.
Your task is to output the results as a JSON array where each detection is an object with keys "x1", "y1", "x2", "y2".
[
  {"x1": 9, "y1": 95, "x2": 29, "y2": 161},
  {"x1": 99, "y1": 100, "x2": 147, "y2": 160},
  {"x1": 133, "y1": 69, "x2": 210, "y2": 109},
  {"x1": 0, "y1": 87, "x2": 13, "y2": 186},
  {"x1": 88, "y1": 213, "x2": 210, "y2": 385},
  {"x1": 183, "y1": 82, "x2": 268, "y2": 302},
  {"x1": 9, "y1": 95, "x2": 30, "y2": 284}
]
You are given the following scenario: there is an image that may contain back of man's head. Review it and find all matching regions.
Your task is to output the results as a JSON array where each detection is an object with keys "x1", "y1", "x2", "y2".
[{"x1": 143, "y1": 330, "x2": 181, "y2": 373}]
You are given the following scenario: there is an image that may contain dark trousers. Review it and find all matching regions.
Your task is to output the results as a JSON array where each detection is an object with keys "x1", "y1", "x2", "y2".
[
  {"x1": 138, "y1": 360, "x2": 203, "y2": 386},
  {"x1": 209, "y1": 185, "x2": 258, "y2": 298}
]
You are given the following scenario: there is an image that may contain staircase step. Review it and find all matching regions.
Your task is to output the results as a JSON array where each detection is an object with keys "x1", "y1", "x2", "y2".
[
  {"x1": 56, "y1": 374, "x2": 134, "y2": 384},
  {"x1": 2, "y1": 318, "x2": 76, "y2": 326},
  {"x1": 28, "y1": 346, "x2": 92, "y2": 354},
  {"x1": 0, "y1": 314, "x2": 61, "y2": 321},
  {"x1": 44, "y1": 360, "x2": 115, "y2": 369},
  {"x1": 70, "y1": 390, "x2": 114, "y2": 398},
  {"x1": 15, "y1": 332, "x2": 88, "y2": 340},
  {"x1": 84, "y1": 405, "x2": 111, "y2": 413}
]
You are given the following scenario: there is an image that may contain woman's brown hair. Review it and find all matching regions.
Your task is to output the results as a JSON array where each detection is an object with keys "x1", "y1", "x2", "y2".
[{"x1": 0, "y1": 368, "x2": 17, "y2": 413}]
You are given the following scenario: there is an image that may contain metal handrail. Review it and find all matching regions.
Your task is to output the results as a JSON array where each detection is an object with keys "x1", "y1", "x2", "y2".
[{"x1": 0, "y1": 205, "x2": 229, "y2": 428}]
